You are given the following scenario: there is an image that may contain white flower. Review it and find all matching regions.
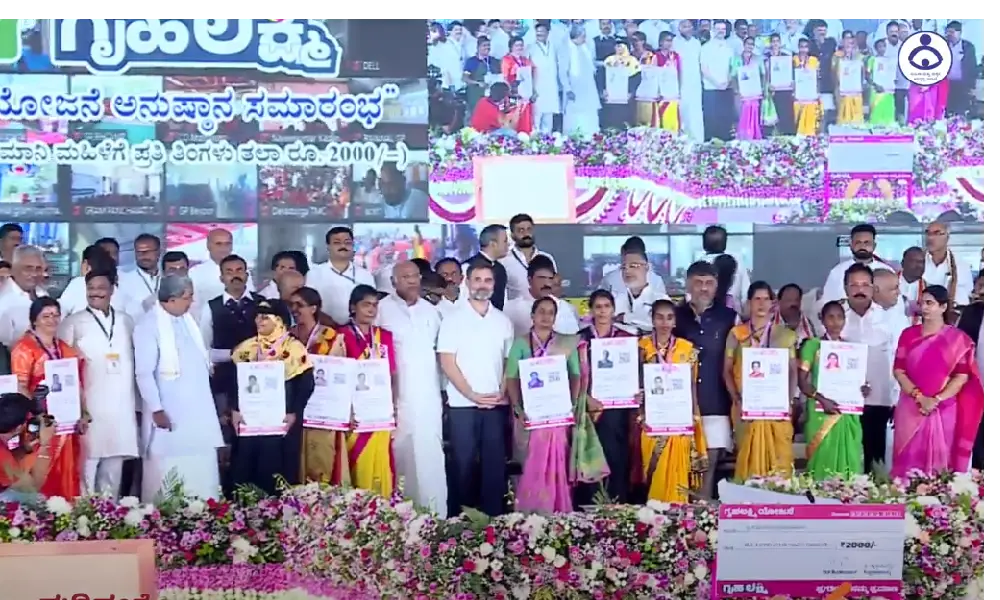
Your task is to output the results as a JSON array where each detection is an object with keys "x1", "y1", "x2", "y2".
[
  {"x1": 489, "y1": 559, "x2": 503, "y2": 571},
  {"x1": 46, "y1": 496, "x2": 72, "y2": 515},
  {"x1": 915, "y1": 495, "x2": 941, "y2": 506},
  {"x1": 76, "y1": 515, "x2": 91, "y2": 537},
  {"x1": 645, "y1": 499, "x2": 670, "y2": 512},
  {"x1": 694, "y1": 564, "x2": 709, "y2": 580},
  {"x1": 552, "y1": 555, "x2": 567, "y2": 569},
  {"x1": 124, "y1": 509, "x2": 144, "y2": 527},
  {"x1": 684, "y1": 572, "x2": 695, "y2": 586},
  {"x1": 949, "y1": 473, "x2": 980, "y2": 497},
  {"x1": 8, "y1": 527, "x2": 20, "y2": 538},
  {"x1": 636, "y1": 506, "x2": 657, "y2": 525},
  {"x1": 231, "y1": 536, "x2": 258, "y2": 564},
  {"x1": 474, "y1": 558, "x2": 489, "y2": 574},
  {"x1": 478, "y1": 542, "x2": 494, "y2": 556},
  {"x1": 185, "y1": 499, "x2": 206, "y2": 515},
  {"x1": 936, "y1": 542, "x2": 951, "y2": 555},
  {"x1": 975, "y1": 501, "x2": 985, "y2": 518},
  {"x1": 904, "y1": 512, "x2": 922, "y2": 538},
  {"x1": 516, "y1": 132, "x2": 530, "y2": 143},
  {"x1": 119, "y1": 496, "x2": 140, "y2": 508},
  {"x1": 541, "y1": 546, "x2": 556, "y2": 562}
]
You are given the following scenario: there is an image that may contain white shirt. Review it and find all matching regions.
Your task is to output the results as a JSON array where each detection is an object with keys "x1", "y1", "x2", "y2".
[
  {"x1": 254, "y1": 280, "x2": 278, "y2": 300},
  {"x1": 58, "y1": 275, "x2": 129, "y2": 317},
  {"x1": 924, "y1": 251, "x2": 974, "y2": 305},
  {"x1": 841, "y1": 302, "x2": 894, "y2": 407},
  {"x1": 639, "y1": 20, "x2": 670, "y2": 48},
  {"x1": 599, "y1": 269, "x2": 667, "y2": 298},
  {"x1": 503, "y1": 296, "x2": 580, "y2": 337},
  {"x1": 498, "y1": 247, "x2": 557, "y2": 301},
  {"x1": 119, "y1": 268, "x2": 160, "y2": 321},
  {"x1": 700, "y1": 38, "x2": 735, "y2": 90},
  {"x1": 820, "y1": 258, "x2": 896, "y2": 304},
  {"x1": 898, "y1": 276, "x2": 925, "y2": 305},
  {"x1": 305, "y1": 261, "x2": 376, "y2": 326},
  {"x1": 701, "y1": 252, "x2": 751, "y2": 313},
  {"x1": 0, "y1": 282, "x2": 48, "y2": 346},
  {"x1": 199, "y1": 288, "x2": 255, "y2": 362},
  {"x1": 376, "y1": 293, "x2": 442, "y2": 408},
  {"x1": 189, "y1": 260, "x2": 224, "y2": 320},
  {"x1": 489, "y1": 28, "x2": 512, "y2": 61},
  {"x1": 437, "y1": 299, "x2": 514, "y2": 408},
  {"x1": 613, "y1": 284, "x2": 666, "y2": 333},
  {"x1": 879, "y1": 300, "x2": 912, "y2": 405},
  {"x1": 58, "y1": 307, "x2": 138, "y2": 459}
]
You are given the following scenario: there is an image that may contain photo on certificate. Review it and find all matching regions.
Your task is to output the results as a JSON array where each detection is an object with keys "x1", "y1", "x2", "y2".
[
  {"x1": 517, "y1": 355, "x2": 574, "y2": 431},
  {"x1": 43, "y1": 357, "x2": 81, "y2": 434},
  {"x1": 740, "y1": 348, "x2": 790, "y2": 420},
  {"x1": 236, "y1": 361, "x2": 287, "y2": 436},
  {"x1": 642, "y1": 363, "x2": 693, "y2": 436},
  {"x1": 351, "y1": 359, "x2": 395, "y2": 433},
  {"x1": 303, "y1": 355, "x2": 355, "y2": 431},
  {"x1": 816, "y1": 341, "x2": 867, "y2": 415},
  {"x1": 589, "y1": 337, "x2": 640, "y2": 408}
]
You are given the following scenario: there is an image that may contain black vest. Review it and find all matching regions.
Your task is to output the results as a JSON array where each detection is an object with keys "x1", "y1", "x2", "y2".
[
  {"x1": 464, "y1": 253, "x2": 507, "y2": 310},
  {"x1": 208, "y1": 292, "x2": 264, "y2": 394},
  {"x1": 675, "y1": 302, "x2": 738, "y2": 416}
]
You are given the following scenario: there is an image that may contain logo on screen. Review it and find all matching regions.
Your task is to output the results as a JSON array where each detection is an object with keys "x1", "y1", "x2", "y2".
[
  {"x1": 898, "y1": 31, "x2": 952, "y2": 86},
  {"x1": 0, "y1": 19, "x2": 22, "y2": 64},
  {"x1": 49, "y1": 19, "x2": 343, "y2": 78}
]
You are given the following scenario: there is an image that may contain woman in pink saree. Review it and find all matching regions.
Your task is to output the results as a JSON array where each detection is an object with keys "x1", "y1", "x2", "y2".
[
  {"x1": 891, "y1": 285, "x2": 983, "y2": 478},
  {"x1": 907, "y1": 80, "x2": 949, "y2": 125}
]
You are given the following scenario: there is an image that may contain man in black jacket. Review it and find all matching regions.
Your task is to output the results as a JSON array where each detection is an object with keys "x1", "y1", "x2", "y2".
[{"x1": 462, "y1": 224, "x2": 509, "y2": 310}]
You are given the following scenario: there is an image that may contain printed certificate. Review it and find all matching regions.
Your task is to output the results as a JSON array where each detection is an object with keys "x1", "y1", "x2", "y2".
[
  {"x1": 519, "y1": 355, "x2": 574, "y2": 430},
  {"x1": 44, "y1": 358, "x2": 81, "y2": 435},
  {"x1": 605, "y1": 66, "x2": 631, "y2": 104},
  {"x1": 302, "y1": 355, "x2": 355, "y2": 431},
  {"x1": 236, "y1": 361, "x2": 287, "y2": 436},
  {"x1": 794, "y1": 68, "x2": 819, "y2": 101},
  {"x1": 351, "y1": 358, "x2": 395, "y2": 433},
  {"x1": 642, "y1": 363, "x2": 694, "y2": 436},
  {"x1": 816, "y1": 341, "x2": 868, "y2": 415},
  {"x1": 590, "y1": 337, "x2": 640, "y2": 408},
  {"x1": 636, "y1": 65, "x2": 661, "y2": 101},
  {"x1": 740, "y1": 348, "x2": 790, "y2": 420},
  {"x1": 769, "y1": 55, "x2": 793, "y2": 90}
]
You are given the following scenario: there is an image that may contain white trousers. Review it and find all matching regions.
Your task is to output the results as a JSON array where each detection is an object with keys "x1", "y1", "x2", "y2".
[
  {"x1": 702, "y1": 416, "x2": 734, "y2": 451},
  {"x1": 142, "y1": 453, "x2": 220, "y2": 503},
  {"x1": 84, "y1": 457, "x2": 125, "y2": 497},
  {"x1": 533, "y1": 111, "x2": 555, "y2": 133}
]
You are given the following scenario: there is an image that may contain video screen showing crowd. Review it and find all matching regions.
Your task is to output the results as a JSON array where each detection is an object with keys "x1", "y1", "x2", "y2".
[
  {"x1": 0, "y1": 215, "x2": 984, "y2": 519},
  {"x1": 428, "y1": 18, "x2": 981, "y2": 138}
]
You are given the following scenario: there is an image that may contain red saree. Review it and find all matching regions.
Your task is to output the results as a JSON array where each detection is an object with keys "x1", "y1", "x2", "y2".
[
  {"x1": 10, "y1": 334, "x2": 83, "y2": 499},
  {"x1": 500, "y1": 54, "x2": 534, "y2": 133},
  {"x1": 891, "y1": 325, "x2": 983, "y2": 477}
]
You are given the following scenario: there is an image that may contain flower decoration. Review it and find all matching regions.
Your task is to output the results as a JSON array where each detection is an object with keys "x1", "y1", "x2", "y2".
[
  {"x1": 0, "y1": 470, "x2": 983, "y2": 600},
  {"x1": 430, "y1": 118, "x2": 984, "y2": 201}
]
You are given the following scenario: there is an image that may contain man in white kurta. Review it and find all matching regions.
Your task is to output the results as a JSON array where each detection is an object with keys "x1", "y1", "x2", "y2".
[
  {"x1": 376, "y1": 261, "x2": 447, "y2": 516},
  {"x1": 134, "y1": 274, "x2": 224, "y2": 502},
  {"x1": 306, "y1": 227, "x2": 375, "y2": 325},
  {"x1": 528, "y1": 22, "x2": 562, "y2": 133},
  {"x1": 58, "y1": 271, "x2": 138, "y2": 497},
  {"x1": 188, "y1": 228, "x2": 234, "y2": 321},
  {"x1": 503, "y1": 259, "x2": 579, "y2": 337},
  {"x1": 119, "y1": 233, "x2": 163, "y2": 322},
  {"x1": 60, "y1": 244, "x2": 129, "y2": 317},
  {"x1": 820, "y1": 225, "x2": 895, "y2": 303},
  {"x1": 559, "y1": 24, "x2": 602, "y2": 136},
  {"x1": 923, "y1": 221, "x2": 974, "y2": 306},
  {"x1": 0, "y1": 245, "x2": 48, "y2": 346},
  {"x1": 674, "y1": 19, "x2": 705, "y2": 142}
]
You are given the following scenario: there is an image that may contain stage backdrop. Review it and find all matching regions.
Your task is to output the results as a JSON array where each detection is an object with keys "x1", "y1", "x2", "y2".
[{"x1": 0, "y1": 19, "x2": 984, "y2": 298}]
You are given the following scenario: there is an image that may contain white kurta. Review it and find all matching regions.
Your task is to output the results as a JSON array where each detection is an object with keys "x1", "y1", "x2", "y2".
[
  {"x1": 0, "y1": 282, "x2": 47, "y2": 346},
  {"x1": 58, "y1": 275, "x2": 130, "y2": 317},
  {"x1": 674, "y1": 34, "x2": 705, "y2": 143},
  {"x1": 189, "y1": 260, "x2": 224, "y2": 320},
  {"x1": 924, "y1": 251, "x2": 974, "y2": 305},
  {"x1": 376, "y1": 294, "x2": 447, "y2": 517},
  {"x1": 503, "y1": 296, "x2": 581, "y2": 337},
  {"x1": 529, "y1": 41, "x2": 561, "y2": 115},
  {"x1": 305, "y1": 262, "x2": 376, "y2": 326},
  {"x1": 119, "y1": 268, "x2": 160, "y2": 322},
  {"x1": 58, "y1": 307, "x2": 139, "y2": 459},
  {"x1": 498, "y1": 247, "x2": 557, "y2": 301},
  {"x1": 821, "y1": 258, "x2": 896, "y2": 304},
  {"x1": 559, "y1": 42, "x2": 602, "y2": 136},
  {"x1": 134, "y1": 309, "x2": 224, "y2": 501}
]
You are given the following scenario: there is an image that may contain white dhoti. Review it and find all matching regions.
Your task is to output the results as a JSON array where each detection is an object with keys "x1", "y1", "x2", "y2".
[
  {"x1": 141, "y1": 453, "x2": 220, "y2": 503},
  {"x1": 393, "y1": 426, "x2": 448, "y2": 517},
  {"x1": 84, "y1": 457, "x2": 126, "y2": 497},
  {"x1": 702, "y1": 415, "x2": 733, "y2": 451}
]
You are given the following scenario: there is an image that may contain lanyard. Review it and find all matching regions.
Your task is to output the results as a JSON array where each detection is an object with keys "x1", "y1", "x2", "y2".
[
  {"x1": 87, "y1": 308, "x2": 115, "y2": 344},
  {"x1": 531, "y1": 329, "x2": 553, "y2": 358},
  {"x1": 305, "y1": 324, "x2": 322, "y2": 351},
  {"x1": 749, "y1": 321, "x2": 773, "y2": 348},
  {"x1": 652, "y1": 333, "x2": 676, "y2": 363},
  {"x1": 511, "y1": 249, "x2": 530, "y2": 271},
  {"x1": 351, "y1": 322, "x2": 378, "y2": 357},
  {"x1": 139, "y1": 270, "x2": 158, "y2": 295},
  {"x1": 589, "y1": 324, "x2": 615, "y2": 339},
  {"x1": 331, "y1": 264, "x2": 356, "y2": 284},
  {"x1": 32, "y1": 332, "x2": 62, "y2": 360}
]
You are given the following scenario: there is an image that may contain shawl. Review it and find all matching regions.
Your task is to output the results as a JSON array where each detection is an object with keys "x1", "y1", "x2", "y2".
[
  {"x1": 232, "y1": 312, "x2": 312, "y2": 380},
  {"x1": 604, "y1": 46, "x2": 640, "y2": 76},
  {"x1": 154, "y1": 304, "x2": 206, "y2": 380}
]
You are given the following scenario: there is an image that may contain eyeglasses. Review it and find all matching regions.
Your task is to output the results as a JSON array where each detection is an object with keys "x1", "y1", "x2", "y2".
[{"x1": 621, "y1": 262, "x2": 648, "y2": 270}]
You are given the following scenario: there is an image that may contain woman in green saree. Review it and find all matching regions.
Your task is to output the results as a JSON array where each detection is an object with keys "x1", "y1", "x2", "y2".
[{"x1": 797, "y1": 300, "x2": 864, "y2": 479}]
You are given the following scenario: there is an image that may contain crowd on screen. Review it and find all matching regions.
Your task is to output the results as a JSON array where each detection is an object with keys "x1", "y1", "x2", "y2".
[
  {"x1": 428, "y1": 19, "x2": 981, "y2": 140},
  {"x1": 0, "y1": 216, "x2": 984, "y2": 519}
]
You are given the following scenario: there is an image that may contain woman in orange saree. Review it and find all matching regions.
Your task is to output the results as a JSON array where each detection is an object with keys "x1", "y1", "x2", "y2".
[
  {"x1": 289, "y1": 286, "x2": 351, "y2": 486},
  {"x1": 891, "y1": 285, "x2": 984, "y2": 478},
  {"x1": 500, "y1": 36, "x2": 535, "y2": 133},
  {"x1": 11, "y1": 297, "x2": 85, "y2": 499},
  {"x1": 339, "y1": 284, "x2": 398, "y2": 497}
]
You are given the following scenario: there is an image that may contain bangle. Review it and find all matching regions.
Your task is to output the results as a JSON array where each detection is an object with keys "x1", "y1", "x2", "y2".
[{"x1": 37, "y1": 454, "x2": 50, "y2": 460}]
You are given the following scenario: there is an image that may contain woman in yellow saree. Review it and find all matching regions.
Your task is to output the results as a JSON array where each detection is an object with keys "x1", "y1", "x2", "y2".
[
  {"x1": 339, "y1": 284, "x2": 398, "y2": 497},
  {"x1": 798, "y1": 300, "x2": 864, "y2": 480},
  {"x1": 288, "y1": 286, "x2": 351, "y2": 486},
  {"x1": 724, "y1": 282, "x2": 797, "y2": 481},
  {"x1": 638, "y1": 300, "x2": 708, "y2": 503}
]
